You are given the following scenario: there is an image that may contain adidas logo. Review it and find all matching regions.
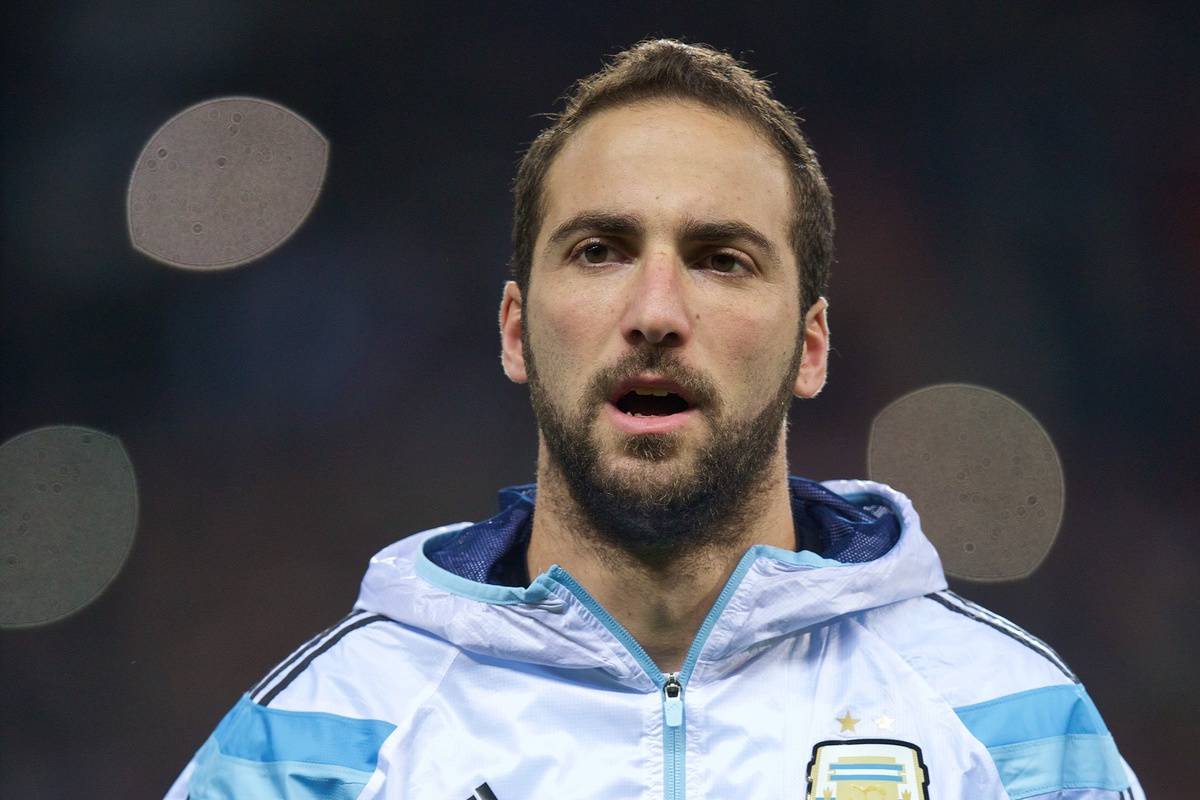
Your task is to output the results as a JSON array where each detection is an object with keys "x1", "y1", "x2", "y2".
[{"x1": 465, "y1": 782, "x2": 499, "y2": 800}]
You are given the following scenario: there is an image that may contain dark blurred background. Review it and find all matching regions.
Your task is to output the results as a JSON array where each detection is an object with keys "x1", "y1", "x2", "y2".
[{"x1": 2, "y1": 2, "x2": 1197, "y2": 796}]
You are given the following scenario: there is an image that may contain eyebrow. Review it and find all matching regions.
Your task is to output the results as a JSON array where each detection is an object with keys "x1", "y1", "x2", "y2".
[{"x1": 545, "y1": 210, "x2": 782, "y2": 267}]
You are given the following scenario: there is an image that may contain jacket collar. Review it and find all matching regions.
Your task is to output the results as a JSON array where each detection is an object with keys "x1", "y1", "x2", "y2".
[
  {"x1": 356, "y1": 477, "x2": 946, "y2": 688},
  {"x1": 422, "y1": 476, "x2": 902, "y2": 587}
]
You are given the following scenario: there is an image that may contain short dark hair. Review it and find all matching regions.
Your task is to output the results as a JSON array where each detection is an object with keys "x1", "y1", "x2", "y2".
[{"x1": 509, "y1": 38, "x2": 834, "y2": 316}]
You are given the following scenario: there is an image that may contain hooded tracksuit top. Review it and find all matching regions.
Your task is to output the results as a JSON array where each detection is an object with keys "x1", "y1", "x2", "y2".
[{"x1": 165, "y1": 477, "x2": 1144, "y2": 799}]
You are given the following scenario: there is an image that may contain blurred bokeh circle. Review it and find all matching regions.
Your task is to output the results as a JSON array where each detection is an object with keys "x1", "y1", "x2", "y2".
[
  {"x1": 126, "y1": 96, "x2": 328, "y2": 271},
  {"x1": 868, "y1": 384, "x2": 1064, "y2": 581},
  {"x1": 0, "y1": 426, "x2": 139, "y2": 629}
]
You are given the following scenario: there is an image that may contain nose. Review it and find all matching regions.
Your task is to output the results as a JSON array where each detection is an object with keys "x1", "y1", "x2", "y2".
[{"x1": 619, "y1": 250, "x2": 693, "y2": 347}]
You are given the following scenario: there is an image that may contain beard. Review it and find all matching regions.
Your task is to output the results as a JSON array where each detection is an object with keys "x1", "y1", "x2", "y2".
[{"x1": 524, "y1": 332, "x2": 803, "y2": 565}]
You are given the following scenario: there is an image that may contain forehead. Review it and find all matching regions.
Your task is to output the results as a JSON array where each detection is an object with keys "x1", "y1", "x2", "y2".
[{"x1": 538, "y1": 99, "x2": 794, "y2": 258}]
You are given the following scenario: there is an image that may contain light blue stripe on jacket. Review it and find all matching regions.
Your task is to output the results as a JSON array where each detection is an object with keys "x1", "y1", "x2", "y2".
[
  {"x1": 185, "y1": 694, "x2": 395, "y2": 799},
  {"x1": 955, "y1": 684, "x2": 1128, "y2": 799}
]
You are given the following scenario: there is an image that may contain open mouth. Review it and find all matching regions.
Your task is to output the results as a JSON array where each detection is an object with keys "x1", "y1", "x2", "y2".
[{"x1": 614, "y1": 388, "x2": 691, "y2": 417}]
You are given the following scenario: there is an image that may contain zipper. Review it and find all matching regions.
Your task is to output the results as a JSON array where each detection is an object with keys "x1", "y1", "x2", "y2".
[
  {"x1": 662, "y1": 672, "x2": 683, "y2": 727},
  {"x1": 663, "y1": 671, "x2": 684, "y2": 800},
  {"x1": 549, "y1": 556, "x2": 762, "y2": 800}
]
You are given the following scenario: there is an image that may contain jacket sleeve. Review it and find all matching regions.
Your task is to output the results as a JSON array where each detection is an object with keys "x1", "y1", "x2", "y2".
[
  {"x1": 163, "y1": 693, "x2": 395, "y2": 800},
  {"x1": 163, "y1": 610, "x2": 401, "y2": 800},
  {"x1": 952, "y1": 682, "x2": 1143, "y2": 799}
]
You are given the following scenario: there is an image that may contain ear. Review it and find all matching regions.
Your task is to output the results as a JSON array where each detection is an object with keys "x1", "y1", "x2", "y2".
[
  {"x1": 499, "y1": 280, "x2": 528, "y2": 383},
  {"x1": 793, "y1": 297, "x2": 830, "y2": 399}
]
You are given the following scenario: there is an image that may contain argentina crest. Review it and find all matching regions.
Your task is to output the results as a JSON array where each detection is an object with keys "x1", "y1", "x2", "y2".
[{"x1": 806, "y1": 739, "x2": 931, "y2": 800}]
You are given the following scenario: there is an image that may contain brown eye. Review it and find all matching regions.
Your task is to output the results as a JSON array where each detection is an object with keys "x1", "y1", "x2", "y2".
[
  {"x1": 581, "y1": 243, "x2": 611, "y2": 264},
  {"x1": 706, "y1": 252, "x2": 747, "y2": 274}
]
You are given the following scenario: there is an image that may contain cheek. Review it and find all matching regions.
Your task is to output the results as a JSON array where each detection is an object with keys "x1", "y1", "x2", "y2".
[
  {"x1": 537, "y1": 270, "x2": 628, "y2": 342},
  {"x1": 528, "y1": 285, "x2": 617, "y2": 385},
  {"x1": 706, "y1": 303, "x2": 797, "y2": 393},
  {"x1": 540, "y1": 296, "x2": 593, "y2": 344}
]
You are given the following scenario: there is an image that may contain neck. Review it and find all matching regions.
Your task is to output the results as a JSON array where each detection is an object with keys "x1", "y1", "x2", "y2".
[{"x1": 525, "y1": 443, "x2": 796, "y2": 674}]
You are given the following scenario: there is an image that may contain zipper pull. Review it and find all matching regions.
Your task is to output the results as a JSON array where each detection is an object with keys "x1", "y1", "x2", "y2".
[{"x1": 662, "y1": 672, "x2": 683, "y2": 728}]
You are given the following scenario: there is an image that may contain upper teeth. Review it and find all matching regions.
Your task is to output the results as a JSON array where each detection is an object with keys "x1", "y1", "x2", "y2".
[{"x1": 632, "y1": 388, "x2": 670, "y2": 396}]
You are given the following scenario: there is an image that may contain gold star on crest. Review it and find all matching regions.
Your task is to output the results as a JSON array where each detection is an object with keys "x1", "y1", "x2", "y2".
[
  {"x1": 874, "y1": 714, "x2": 895, "y2": 730},
  {"x1": 836, "y1": 711, "x2": 859, "y2": 732}
]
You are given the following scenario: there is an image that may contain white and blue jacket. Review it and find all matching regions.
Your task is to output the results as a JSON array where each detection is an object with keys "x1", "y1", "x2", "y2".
[{"x1": 165, "y1": 477, "x2": 1144, "y2": 799}]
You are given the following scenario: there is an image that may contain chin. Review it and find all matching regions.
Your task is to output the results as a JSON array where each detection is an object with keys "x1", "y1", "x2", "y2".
[
  {"x1": 619, "y1": 432, "x2": 682, "y2": 462},
  {"x1": 602, "y1": 440, "x2": 697, "y2": 485}
]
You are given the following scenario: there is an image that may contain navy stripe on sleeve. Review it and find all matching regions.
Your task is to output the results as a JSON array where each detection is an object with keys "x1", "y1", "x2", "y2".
[
  {"x1": 924, "y1": 591, "x2": 1077, "y2": 682},
  {"x1": 249, "y1": 609, "x2": 369, "y2": 700},
  {"x1": 259, "y1": 614, "x2": 391, "y2": 706}
]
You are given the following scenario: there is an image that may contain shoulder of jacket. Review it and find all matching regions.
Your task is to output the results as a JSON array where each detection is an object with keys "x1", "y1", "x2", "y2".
[
  {"x1": 172, "y1": 609, "x2": 460, "y2": 800},
  {"x1": 856, "y1": 588, "x2": 1077, "y2": 706},
  {"x1": 248, "y1": 607, "x2": 459, "y2": 718},
  {"x1": 855, "y1": 590, "x2": 1141, "y2": 799}
]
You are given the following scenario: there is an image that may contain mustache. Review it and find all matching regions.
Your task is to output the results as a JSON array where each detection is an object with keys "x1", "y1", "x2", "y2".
[{"x1": 584, "y1": 347, "x2": 718, "y2": 411}]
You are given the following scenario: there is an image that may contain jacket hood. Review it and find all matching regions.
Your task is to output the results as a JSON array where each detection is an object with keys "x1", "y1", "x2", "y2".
[{"x1": 355, "y1": 477, "x2": 947, "y2": 690}]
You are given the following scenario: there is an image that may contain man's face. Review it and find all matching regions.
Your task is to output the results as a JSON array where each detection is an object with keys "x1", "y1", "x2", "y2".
[{"x1": 502, "y1": 99, "x2": 827, "y2": 553}]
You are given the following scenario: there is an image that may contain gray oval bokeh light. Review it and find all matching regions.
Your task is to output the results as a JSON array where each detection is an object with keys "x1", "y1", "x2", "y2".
[
  {"x1": 0, "y1": 426, "x2": 139, "y2": 629},
  {"x1": 867, "y1": 383, "x2": 1065, "y2": 582},
  {"x1": 127, "y1": 96, "x2": 328, "y2": 271}
]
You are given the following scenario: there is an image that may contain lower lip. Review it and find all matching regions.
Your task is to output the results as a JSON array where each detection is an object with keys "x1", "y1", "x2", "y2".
[{"x1": 603, "y1": 402, "x2": 697, "y2": 434}]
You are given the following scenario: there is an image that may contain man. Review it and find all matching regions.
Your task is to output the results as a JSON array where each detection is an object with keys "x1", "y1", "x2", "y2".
[{"x1": 167, "y1": 39, "x2": 1143, "y2": 799}]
